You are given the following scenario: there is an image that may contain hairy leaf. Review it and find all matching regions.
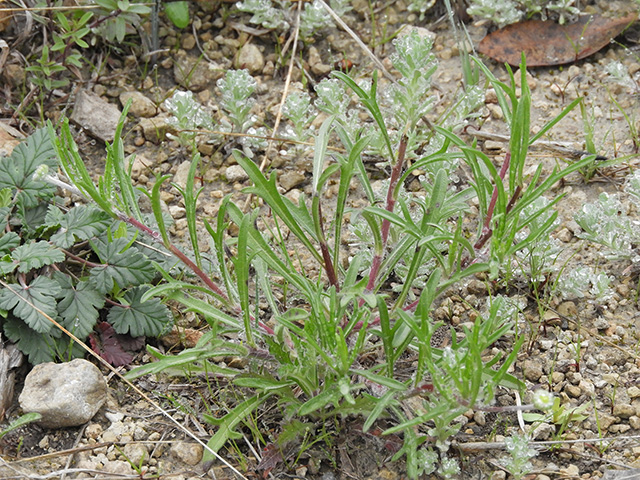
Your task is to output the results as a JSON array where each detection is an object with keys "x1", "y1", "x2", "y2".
[
  {"x1": 0, "y1": 277, "x2": 61, "y2": 333},
  {"x1": 0, "y1": 128, "x2": 58, "y2": 208},
  {"x1": 0, "y1": 256, "x2": 15, "y2": 275},
  {"x1": 3, "y1": 316, "x2": 57, "y2": 364},
  {"x1": 0, "y1": 232, "x2": 20, "y2": 254},
  {"x1": 48, "y1": 205, "x2": 112, "y2": 248},
  {"x1": 0, "y1": 206, "x2": 9, "y2": 232},
  {"x1": 55, "y1": 275, "x2": 105, "y2": 339},
  {"x1": 107, "y1": 286, "x2": 172, "y2": 337},
  {"x1": 11, "y1": 241, "x2": 65, "y2": 273},
  {"x1": 89, "y1": 237, "x2": 155, "y2": 294}
]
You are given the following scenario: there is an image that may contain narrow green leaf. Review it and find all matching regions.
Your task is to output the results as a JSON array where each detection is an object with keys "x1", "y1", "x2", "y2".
[
  {"x1": 150, "y1": 174, "x2": 172, "y2": 247},
  {"x1": 233, "y1": 375, "x2": 295, "y2": 390},
  {"x1": 354, "y1": 369, "x2": 407, "y2": 391},
  {"x1": 298, "y1": 387, "x2": 341, "y2": 416},
  {"x1": 312, "y1": 115, "x2": 335, "y2": 194},
  {"x1": 126, "y1": 343, "x2": 246, "y2": 379},
  {"x1": 203, "y1": 394, "x2": 270, "y2": 459},
  {"x1": 236, "y1": 214, "x2": 253, "y2": 345},
  {"x1": 234, "y1": 152, "x2": 322, "y2": 263},
  {"x1": 0, "y1": 413, "x2": 42, "y2": 441},
  {"x1": 362, "y1": 390, "x2": 397, "y2": 432}
]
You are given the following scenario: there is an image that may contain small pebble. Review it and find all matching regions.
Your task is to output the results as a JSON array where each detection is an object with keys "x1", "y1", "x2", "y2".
[{"x1": 225, "y1": 165, "x2": 249, "y2": 182}]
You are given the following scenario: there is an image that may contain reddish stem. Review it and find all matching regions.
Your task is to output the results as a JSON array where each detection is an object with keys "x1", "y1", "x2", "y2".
[
  {"x1": 317, "y1": 200, "x2": 339, "y2": 290},
  {"x1": 365, "y1": 135, "x2": 408, "y2": 293},
  {"x1": 474, "y1": 153, "x2": 511, "y2": 250},
  {"x1": 122, "y1": 214, "x2": 230, "y2": 303}
]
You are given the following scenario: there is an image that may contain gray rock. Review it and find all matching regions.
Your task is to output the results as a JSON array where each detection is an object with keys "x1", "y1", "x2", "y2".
[
  {"x1": 225, "y1": 165, "x2": 249, "y2": 183},
  {"x1": 279, "y1": 171, "x2": 305, "y2": 191},
  {"x1": 71, "y1": 90, "x2": 122, "y2": 143},
  {"x1": 103, "y1": 460, "x2": 135, "y2": 475},
  {"x1": 19, "y1": 359, "x2": 107, "y2": 428},
  {"x1": 169, "y1": 205, "x2": 186, "y2": 219},
  {"x1": 523, "y1": 358, "x2": 543, "y2": 382},
  {"x1": 531, "y1": 422, "x2": 555, "y2": 440},
  {"x1": 236, "y1": 43, "x2": 264, "y2": 74},
  {"x1": 170, "y1": 441, "x2": 203, "y2": 466},
  {"x1": 308, "y1": 46, "x2": 331, "y2": 76},
  {"x1": 613, "y1": 403, "x2": 636, "y2": 419},
  {"x1": 173, "y1": 50, "x2": 222, "y2": 91},
  {"x1": 123, "y1": 442, "x2": 149, "y2": 466},
  {"x1": 128, "y1": 154, "x2": 153, "y2": 179},
  {"x1": 173, "y1": 161, "x2": 192, "y2": 190},
  {"x1": 139, "y1": 113, "x2": 174, "y2": 144},
  {"x1": 120, "y1": 91, "x2": 157, "y2": 118}
]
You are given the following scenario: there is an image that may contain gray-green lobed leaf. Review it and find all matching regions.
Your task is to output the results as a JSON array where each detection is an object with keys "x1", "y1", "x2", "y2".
[
  {"x1": 55, "y1": 274, "x2": 105, "y2": 339},
  {"x1": 3, "y1": 316, "x2": 57, "y2": 364},
  {"x1": 0, "y1": 128, "x2": 58, "y2": 209},
  {"x1": 48, "y1": 204, "x2": 112, "y2": 248},
  {"x1": 107, "y1": 285, "x2": 172, "y2": 337},
  {"x1": 89, "y1": 237, "x2": 155, "y2": 294},
  {"x1": 11, "y1": 241, "x2": 65, "y2": 273},
  {"x1": 0, "y1": 276, "x2": 61, "y2": 333}
]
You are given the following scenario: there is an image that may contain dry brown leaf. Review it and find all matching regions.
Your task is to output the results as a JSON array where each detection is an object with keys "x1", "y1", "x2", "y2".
[{"x1": 477, "y1": 12, "x2": 638, "y2": 67}]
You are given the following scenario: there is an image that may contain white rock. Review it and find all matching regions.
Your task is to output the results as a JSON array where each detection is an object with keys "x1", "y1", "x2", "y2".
[{"x1": 19, "y1": 359, "x2": 107, "y2": 428}]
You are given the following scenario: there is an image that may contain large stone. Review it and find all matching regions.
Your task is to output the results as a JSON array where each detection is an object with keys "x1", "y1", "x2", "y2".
[
  {"x1": 19, "y1": 359, "x2": 107, "y2": 428},
  {"x1": 71, "y1": 90, "x2": 122, "y2": 143}
]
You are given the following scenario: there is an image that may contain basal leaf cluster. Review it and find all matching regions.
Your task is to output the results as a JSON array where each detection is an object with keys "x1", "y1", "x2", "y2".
[{"x1": 0, "y1": 129, "x2": 173, "y2": 365}]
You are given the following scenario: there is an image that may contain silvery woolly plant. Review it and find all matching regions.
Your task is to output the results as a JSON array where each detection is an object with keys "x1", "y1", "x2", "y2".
[
  {"x1": 465, "y1": 0, "x2": 580, "y2": 27},
  {"x1": 236, "y1": 0, "x2": 350, "y2": 39}
]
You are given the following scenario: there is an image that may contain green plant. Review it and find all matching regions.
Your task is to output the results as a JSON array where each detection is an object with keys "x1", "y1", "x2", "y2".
[
  {"x1": 44, "y1": 42, "x2": 596, "y2": 478},
  {"x1": 0, "y1": 413, "x2": 42, "y2": 442},
  {"x1": 25, "y1": 46, "x2": 69, "y2": 91},
  {"x1": 165, "y1": 1, "x2": 190, "y2": 29},
  {"x1": 523, "y1": 395, "x2": 589, "y2": 439},
  {"x1": 407, "y1": 0, "x2": 436, "y2": 21},
  {"x1": 0, "y1": 116, "x2": 173, "y2": 365},
  {"x1": 19, "y1": 1, "x2": 150, "y2": 117},
  {"x1": 164, "y1": 90, "x2": 215, "y2": 147},
  {"x1": 282, "y1": 91, "x2": 317, "y2": 144},
  {"x1": 216, "y1": 69, "x2": 268, "y2": 157},
  {"x1": 89, "y1": 0, "x2": 151, "y2": 43}
]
